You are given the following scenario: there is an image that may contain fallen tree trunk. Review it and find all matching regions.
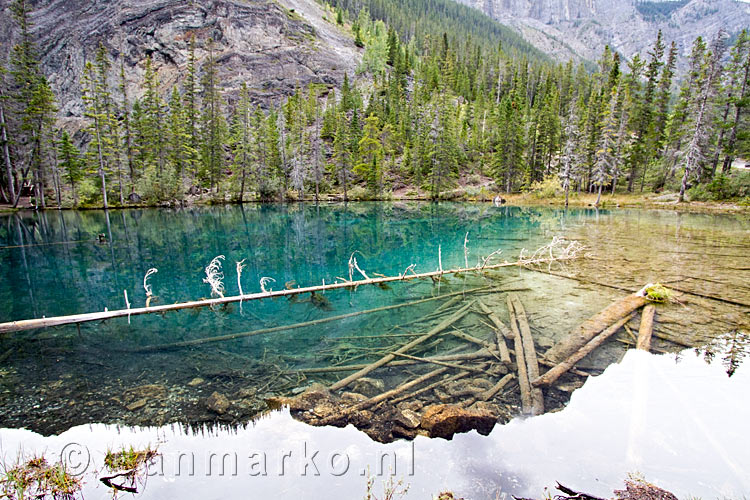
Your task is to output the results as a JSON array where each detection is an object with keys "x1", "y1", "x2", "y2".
[
  {"x1": 476, "y1": 300, "x2": 512, "y2": 364},
  {"x1": 328, "y1": 301, "x2": 473, "y2": 391},
  {"x1": 533, "y1": 312, "x2": 636, "y2": 387},
  {"x1": 390, "y1": 366, "x2": 478, "y2": 405},
  {"x1": 344, "y1": 367, "x2": 448, "y2": 414},
  {"x1": 508, "y1": 294, "x2": 543, "y2": 415},
  {"x1": 1, "y1": 250, "x2": 584, "y2": 334},
  {"x1": 637, "y1": 305, "x2": 656, "y2": 351},
  {"x1": 293, "y1": 350, "x2": 496, "y2": 374},
  {"x1": 134, "y1": 289, "x2": 481, "y2": 352},
  {"x1": 388, "y1": 352, "x2": 487, "y2": 373},
  {"x1": 507, "y1": 297, "x2": 533, "y2": 415},
  {"x1": 544, "y1": 286, "x2": 650, "y2": 363}
]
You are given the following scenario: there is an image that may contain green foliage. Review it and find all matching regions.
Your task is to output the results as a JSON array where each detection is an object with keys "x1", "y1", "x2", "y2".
[
  {"x1": 644, "y1": 283, "x2": 672, "y2": 303},
  {"x1": 528, "y1": 176, "x2": 564, "y2": 199},
  {"x1": 104, "y1": 445, "x2": 158, "y2": 472},
  {"x1": 1, "y1": 455, "x2": 82, "y2": 500},
  {"x1": 688, "y1": 172, "x2": 750, "y2": 201}
]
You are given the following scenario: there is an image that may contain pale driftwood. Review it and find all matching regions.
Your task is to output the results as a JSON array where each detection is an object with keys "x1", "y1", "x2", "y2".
[
  {"x1": 478, "y1": 373, "x2": 516, "y2": 401},
  {"x1": 133, "y1": 288, "x2": 481, "y2": 352},
  {"x1": 544, "y1": 285, "x2": 650, "y2": 363},
  {"x1": 508, "y1": 294, "x2": 544, "y2": 415},
  {"x1": 388, "y1": 352, "x2": 486, "y2": 373},
  {"x1": 637, "y1": 305, "x2": 656, "y2": 351},
  {"x1": 348, "y1": 367, "x2": 448, "y2": 412},
  {"x1": 507, "y1": 296, "x2": 533, "y2": 415},
  {"x1": 508, "y1": 294, "x2": 543, "y2": 416},
  {"x1": 328, "y1": 301, "x2": 474, "y2": 391},
  {"x1": 390, "y1": 367, "x2": 478, "y2": 405},
  {"x1": 293, "y1": 350, "x2": 497, "y2": 374},
  {"x1": 0, "y1": 253, "x2": 583, "y2": 334},
  {"x1": 476, "y1": 300, "x2": 512, "y2": 364},
  {"x1": 533, "y1": 312, "x2": 636, "y2": 387}
]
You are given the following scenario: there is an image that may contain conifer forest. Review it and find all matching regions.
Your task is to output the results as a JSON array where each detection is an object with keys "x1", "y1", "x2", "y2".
[{"x1": 1, "y1": 0, "x2": 748, "y2": 209}]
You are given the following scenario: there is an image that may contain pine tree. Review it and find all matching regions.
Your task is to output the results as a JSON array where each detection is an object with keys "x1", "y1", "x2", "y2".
[
  {"x1": 230, "y1": 83, "x2": 254, "y2": 202},
  {"x1": 81, "y1": 60, "x2": 110, "y2": 208},
  {"x1": 332, "y1": 112, "x2": 351, "y2": 201},
  {"x1": 200, "y1": 39, "x2": 226, "y2": 192},
  {"x1": 714, "y1": 29, "x2": 750, "y2": 175},
  {"x1": 183, "y1": 35, "x2": 200, "y2": 183},
  {"x1": 355, "y1": 114, "x2": 383, "y2": 194},
  {"x1": 679, "y1": 31, "x2": 728, "y2": 201},
  {"x1": 119, "y1": 60, "x2": 136, "y2": 192},
  {"x1": 57, "y1": 130, "x2": 82, "y2": 205}
]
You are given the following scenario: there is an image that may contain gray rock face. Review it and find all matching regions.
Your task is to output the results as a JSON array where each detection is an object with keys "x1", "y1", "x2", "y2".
[
  {"x1": 0, "y1": 0, "x2": 359, "y2": 129},
  {"x1": 456, "y1": 0, "x2": 750, "y2": 69}
]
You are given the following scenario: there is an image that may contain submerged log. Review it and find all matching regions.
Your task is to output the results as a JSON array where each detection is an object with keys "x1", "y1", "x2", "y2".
[
  {"x1": 544, "y1": 286, "x2": 650, "y2": 363},
  {"x1": 328, "y1": 302, "x2": 473, "y2": 391},
  {"x1": 533, "y1": 312, "x2": 636, "y2": 387},
  {"x1": 508, "y1": 294, "x2": 543, "y2": 415},
  {"x1": 293, "y1": 350, "x2": 496, "y2": 374},
  {"x1": 344, "y1": 367, "x2": 448, "y2": 414},
  {"x1": 637, "y1": 305, "x2": 656, "y2": 351},
  {"x1": 0, "y1": 250, "x2": 584, "y2": 334},
  {"x1": 476, "y1": 300, "x2": 512, "y2": 364},
  {"x1": 134, "y1": 288, "x2": 482, "y2": 352},
  {"x1": 507, "y1": 296, "x2": 533, "y2": 415}
]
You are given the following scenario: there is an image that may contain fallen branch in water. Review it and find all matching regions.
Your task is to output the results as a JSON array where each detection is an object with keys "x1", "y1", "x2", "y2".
[
  {"x1": 544, "y1": 284, "x2": 651, "y2": 363},
  {"x1": 328, "y1": 301, "x2": 474, "y2": 391},
  {"x1": 134, "y1": 288, "x2": 486, "y2": 352},
  {"x1": 508, "y1": 293, "x2": 543, "y2": 415},
  {"x1": 637, "y1": 305, "x2": 656, "y2": 351},
  {"x1": 533, "y1": 312, "x2": 637, "y2": 387},
  {"x1": 0, "y1": 238, "x2": 585, "y2": 334}
]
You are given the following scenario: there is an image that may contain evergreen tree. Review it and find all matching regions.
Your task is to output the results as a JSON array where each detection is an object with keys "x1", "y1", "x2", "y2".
[
  {"x1": 678, "y1": 32, "x2": 728, "y2": 201},
  {"x1": 200, "y1": 39, "x2": 226, "y2": 192},
  {"x1": 57, "y1": 130, "x2": 83, "y2": 205}
]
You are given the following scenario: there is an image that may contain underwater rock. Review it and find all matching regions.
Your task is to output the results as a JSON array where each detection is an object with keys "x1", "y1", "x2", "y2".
[
  {"x1": 126, "y1": 398, "x2": 148, "y2": 412},
  {"x1": 187, "y1": 377, "x2": 204, "y2": 387},
  {"x1": 206, "y1": 392, "x2": 230, "y2": 414},
  {"x1": 340, "y1": 392, "x2": 368, "y2": 403},
  {"x1": 420, "y1": 404, "x2": 497, "y2": 439},
  {"x1": 352, "y1": 378, "x2": 385, "y2": 397},
  {"x1": 267, "y1": 383, "x2": 331, "y2": 412},
  {"x1": 614, "y1": 478, "x2": 679, "y2": 500},
  {"x1": 393, "y1": 408, "x2": 421, "y2": 429},
  {"x1": 124, "y1": 384, "x2": 167, "y2": 400}
]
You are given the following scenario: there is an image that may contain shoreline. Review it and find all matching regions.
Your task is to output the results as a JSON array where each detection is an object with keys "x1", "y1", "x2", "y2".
[{"x1": 2, "y1": 192, "x2": 748, "y2": 216}]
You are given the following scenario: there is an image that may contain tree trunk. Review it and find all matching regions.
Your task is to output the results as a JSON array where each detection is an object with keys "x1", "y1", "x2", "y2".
[{"x1": 0, "y1": 103, "x2": 17, "y2": 206}]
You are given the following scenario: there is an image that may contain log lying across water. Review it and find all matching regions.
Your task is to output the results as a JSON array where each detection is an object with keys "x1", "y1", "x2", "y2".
[
  {"x1": 0, "y1": 254, "x2": 583, "y2": 334},
  {"x1": 544, "y1": 286, "x2": 650, "y2": 364},
  {"x1": 508, "y1": 294, "x2": 543, "y2": 416},
  {"x1": 132, "y1": 288, "x2": 486, "y2": 352},
  {"x1": 328, "y1": 301, "x2": 474, "y2": 391},
  {"x1": 533, "y1": 312, "x2": 636, "y2": 387},
  {"x1": 637, "y1": 305, "x2": 656, "y2": 351}
]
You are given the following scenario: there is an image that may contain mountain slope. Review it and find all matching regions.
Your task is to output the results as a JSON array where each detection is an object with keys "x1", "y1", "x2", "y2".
[
  {"x1": 454, "y1": 0, "x2": 750, "y2": 67},
  {"x1": 0, "y1": 0, "x2": 360, "y2": 125}
]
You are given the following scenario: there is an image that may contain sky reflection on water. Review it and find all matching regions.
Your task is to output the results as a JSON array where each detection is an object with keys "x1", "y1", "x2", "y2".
[{"x1": 2, "y1": 348, "x2": 748, "y2": 499}]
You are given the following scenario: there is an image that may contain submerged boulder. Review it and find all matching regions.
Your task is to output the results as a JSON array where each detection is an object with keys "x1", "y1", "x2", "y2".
[
  {"x1": 420, "y1": 404, "x2": 497, "y2": 439},
  {"x1": 206, "y1": 392, "x2": 230, "y2": 414}
]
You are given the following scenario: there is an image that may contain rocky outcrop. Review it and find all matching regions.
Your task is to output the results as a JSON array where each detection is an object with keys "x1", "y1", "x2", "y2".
[
  {"x1": 267, "y1": 383, "x2": 506, "y2": 443},
  {"x1": 456, "y1": 0, "x2": 750, "y2": 69},
  {"x1": 0, "y1": 0, "x2": 360, "y2": 129}
]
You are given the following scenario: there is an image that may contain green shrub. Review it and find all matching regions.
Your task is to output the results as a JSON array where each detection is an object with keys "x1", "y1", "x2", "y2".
[
  {"x1": 528, "y1": 176, "x2": 563, "y2": 199},
  {"x1": 687, "y1": 172, "x2": 750, "y2": 201}
]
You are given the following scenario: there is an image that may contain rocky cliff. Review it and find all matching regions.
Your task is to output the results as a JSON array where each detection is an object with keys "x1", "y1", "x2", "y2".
[
  {"x1": 457, "y1": 0, "x2": 750, "y2": 66},
  {"x1": 0, "y1": 0, "x2": 360, "y2": 126}
]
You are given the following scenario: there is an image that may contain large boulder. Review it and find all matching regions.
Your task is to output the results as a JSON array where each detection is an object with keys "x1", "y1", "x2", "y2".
[{"x1": 420, "y1": 404, "x2": 498, "y2": 439}]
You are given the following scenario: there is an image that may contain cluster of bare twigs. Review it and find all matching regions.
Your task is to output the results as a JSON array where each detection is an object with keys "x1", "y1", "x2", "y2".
[{"x1": 518, "y1": 236, "x2": 585, "y2": 267}]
